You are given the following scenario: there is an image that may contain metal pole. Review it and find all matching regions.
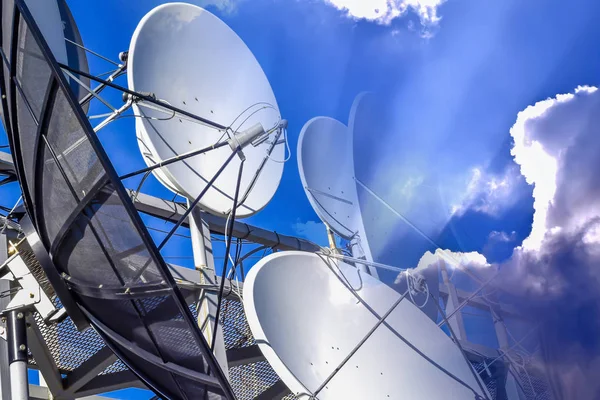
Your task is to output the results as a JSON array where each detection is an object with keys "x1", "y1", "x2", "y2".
[
  {"x1": 438, "y1": 271, "x2": 500, "y2": 328},
  {"x1": 324, "y1": 223, "x2": 337, "y2": 251},
  {"x1": 492, "y1": 307, "x2": 510, "y2": 350},
  {"x1": 438, "y1": 259, "x2": 467, "y2": 340},
  {"x1": 189, "y1": 204, "x2": 229, "y2": 379},
  {"x1": 433, "y1": 297, "x2": 490, "y2": 400},
  {"x1": 0, "y1": 235, "x2": 10, "y2": 400},
  {"x1": 7, "y1": 310, "x2": 28, "y2": 400}
]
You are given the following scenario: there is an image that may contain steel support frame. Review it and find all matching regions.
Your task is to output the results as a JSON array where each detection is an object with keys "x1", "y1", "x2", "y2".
[
  {"x1": 8, "y1": 1, "x2": 237, "y2": 398},
  {"x1": 6, "y1": 309, "x2": 28, "y2": 400},
  {"x1": 0, "y1": 235, "x2": 10, "y2": 400},
  {"x1": 189, "y1": 206, "x2": 229, "y2": 378}
]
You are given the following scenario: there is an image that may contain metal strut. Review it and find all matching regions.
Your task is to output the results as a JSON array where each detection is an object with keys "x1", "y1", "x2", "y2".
[
  {"x1": 6, "y1": 310, "x2": 29, "y2": 400},
  {"x1": 130, "y1": 148, "x2": 241, "y2": 282},
  {"x1": 58, "y1": 63, "x2": 228, "y2": 131},
  {"x1": 433, "y1": 295, "x2": 491, "y2": 400}
]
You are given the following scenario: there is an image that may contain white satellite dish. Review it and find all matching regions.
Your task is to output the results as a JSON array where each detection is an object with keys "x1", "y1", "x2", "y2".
[
  {"x1": 128, "y1": 3, "x2": 284, "y2": 217},
  {"x1": 349, "y1": 92, "x2": 440, "y2": 322},
  {"x1": 298, "y1": 117, "x2": 362, "y2": 240},
  {"x1": 244, "y1": 251, "x2": 489, "y2": 400},
  {"x1": 297, "y1": 116, "x2": 376, "y2": 275}
]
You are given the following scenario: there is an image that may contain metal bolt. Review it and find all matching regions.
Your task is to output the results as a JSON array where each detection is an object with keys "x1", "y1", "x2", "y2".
[
  {"x1": 19, "y1": 344, "x2": 25, "y2": 351},
  {"x1": 17, "y1": 312, "x2": 24, "y2": 319}
]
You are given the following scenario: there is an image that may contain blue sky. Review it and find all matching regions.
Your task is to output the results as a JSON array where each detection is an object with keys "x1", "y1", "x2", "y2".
[
  {"x1": 3, "y1": 0, "x2": 600, "y2": 398},
  {"x1": 60, "y1": 0, "x2": 600, "y2": 255}
]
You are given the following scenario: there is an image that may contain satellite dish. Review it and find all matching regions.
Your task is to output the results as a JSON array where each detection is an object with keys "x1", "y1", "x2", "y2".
[
  {"x1": 128, "y1": 3, "x2": 284, "y2": 217},
  {"x1": 244, "y1": 251, "x2": 489, "y2": 399},
  {"x1": 24, "y1": 0, "x2": 90, "y2": 102},
  {"x1": 298, "y1": 117, "x2": 363, "y2": 240},
  {"x1": 1, "y1": 1, "x2": 236, "y2": 397},
  {"x1": 349, "y1": 92, "x2": 440, "y2": 322},
  {"x1": 297, "y1": 116, "x2": 377, "y2": 276}
]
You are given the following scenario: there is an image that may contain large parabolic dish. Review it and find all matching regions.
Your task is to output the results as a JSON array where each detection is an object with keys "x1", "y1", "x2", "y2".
[
  {"x1": 297, "y1": 116, "x2": 377, "y2": 276},
  {"x1": 128, "y1": 3, "x2": 284, "y2": 217},
  {"x1": 1, "y1": 0, "x2": 89, "y2": 217},
  {"x1": 0, "y1": 1, "x2": 234, "y2": 398},
  {"x1": 298, "y1": 117, "x2": 365, "y2": 240},
  {"x1": 349, "y1": 92, "x2": 440, "y2": 323},
  {"x1": 243, "y1": 251, "x2": 489, "y2": 399}
]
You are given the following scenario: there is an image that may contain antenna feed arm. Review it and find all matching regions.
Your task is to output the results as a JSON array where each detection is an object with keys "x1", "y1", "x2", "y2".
[
  {"x1": 227, "y1": 123, "x2": 266, "y2": 152},
  {"x1": 123, "y1": 91, "x2": 156, "y2": 103},
  {"x1": 119, "y1": 51, "x2": 129, "y2": 63},
  {"x1": 251, "y1": 119, "x2": 288, "y2": 147}
]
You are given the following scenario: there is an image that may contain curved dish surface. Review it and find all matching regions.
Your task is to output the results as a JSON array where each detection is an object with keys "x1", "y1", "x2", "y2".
[
  {"x1": 128, "y1": 3, "x2": 284, "y2": 217},
  {"x1": 244, "y1": 251, "x2": 489, "y2": 399},
  {"x1": 298, "y1": 117, "x2": 362, "y2": 240},
  {"x1": 349, "y1": 92, "x2": 441, "y2": 322}
]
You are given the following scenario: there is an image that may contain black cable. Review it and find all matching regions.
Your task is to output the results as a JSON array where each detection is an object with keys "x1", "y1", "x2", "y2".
[{"x1": 211, "y1": 158, "x2": 244, "y2": 351}]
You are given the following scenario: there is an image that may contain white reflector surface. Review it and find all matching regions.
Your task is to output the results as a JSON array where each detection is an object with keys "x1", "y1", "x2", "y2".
[
  {"x1": 244, "y1": 251, "x2": 489, "y2": 399},
  {"x1": 128, "y1": 3, "x2": 284, "y2": 217}
]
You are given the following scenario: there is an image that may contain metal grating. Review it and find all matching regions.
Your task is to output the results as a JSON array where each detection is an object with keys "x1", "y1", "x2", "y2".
[
  {"x1": 18, "y1": 244, "x2": 112, "y2": 373},
  {"x1": 512, "y1": 357, "x2": 554, "y2": 400},
  {"x1": 472, "y1": 353, "x2": 554, "y2": 400},
  {"x1": 33, "y1": 312, "x2": 106, "y2": 372},
  {"x1": 101, "y1": 358, "x2": 128, "y2": 375},
  {"x1": 220, "y1": 298, "x2": 293, "y2": 400},
  {"x1": 229, "y1": 361, "x2": 282, "y2": 400},
  {"x1": 473, "y1": 361, "x2": 499, "y2": 400},
  {"x1": 221, "y1": 298, "x2": 255, "y2": 350}
]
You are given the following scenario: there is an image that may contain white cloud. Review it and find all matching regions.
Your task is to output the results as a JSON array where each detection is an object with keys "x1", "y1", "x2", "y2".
[
  {"x1": 451, "y1": 165, "x2": 524, "y2": 217},
  {"x1": 412, "y1": 86, "x2": 600, "y2": 396},
  {"x1": 194, "y1": 0, "x2": 240, "y2": 13},
  {"x1": 488, "y1": 230, "x2": 517, "y2": 243},
  {"x1": 292, "y1": 219, "x2": 329, "y2": 246},
  {"x1": 510, "y1": 85, "x2": 599, "y2": 251},
  {"x1": 324, "y1": 0, "x2": 447, "y2": 27},
  {"x1": 431, "y1": 85, "x2": 600, "y2": 298},
  {"x1": 399, "y1": 248, "x2": 491, "y2": 285}
]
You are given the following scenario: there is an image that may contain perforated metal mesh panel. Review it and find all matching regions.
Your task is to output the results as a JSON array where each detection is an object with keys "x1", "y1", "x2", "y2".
[
  {"x1": 220, "y1": 298, "x2": 292, "y2": 399},
  {"x1": 221, "y1": 298, "x2": 256, "y2": 351},
  {"x1": 472, "y1": 354, "x2": 554, "y2": 400},
  {"x1": 229, "y1": 361, "x2": 283, "y2": 399},
  {"x1": 473, "y1": 361, "x2": 500, "y2": 400},
  {"x1": 511, "y1": 355, "x2": 554, "y2": 400}
]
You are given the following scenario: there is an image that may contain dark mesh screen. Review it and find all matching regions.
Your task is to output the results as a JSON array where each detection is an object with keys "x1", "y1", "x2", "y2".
[
  {"x1": 15, "y1": 86, "x2": 37, "y2": 196},
  {"x1": 1, "y1": 0, "x2": 14, "y2": 116},
  {"x1": 1, "y1": 6, "x2": 233, "y2": 399},
  {"x1": 16, "y1": 16, "x2": 49, "y2": 119},
  {"x1": 15, "y1": 13, "x2": 50, "y2": 199},
  {"x1": 46, "y1": 89, "x2": 103, "y2": 195}
]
